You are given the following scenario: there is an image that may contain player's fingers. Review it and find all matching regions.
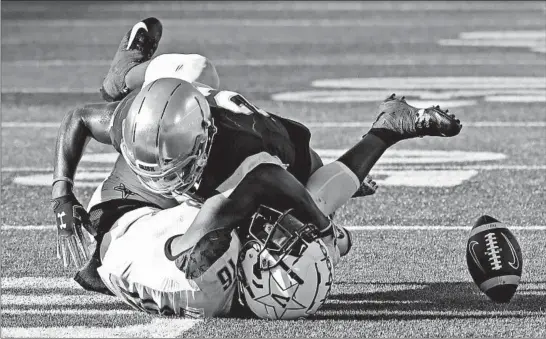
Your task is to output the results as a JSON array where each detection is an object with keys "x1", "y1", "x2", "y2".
[
  {"x1": 71, "y1": 237, "x2": 87, "y2": 269},
  {"x1": 74, "y1": 234, "x2": 89, "y2": 262},
  {"x1": 60, "y1": 241, "x2": 70, "y2": 268},
  {"x1": 66, "y1": 238, "x2": 81, "y2": 269},
  {"x1": 56, "y1": 239, "x2": 62, "y2": 260}
]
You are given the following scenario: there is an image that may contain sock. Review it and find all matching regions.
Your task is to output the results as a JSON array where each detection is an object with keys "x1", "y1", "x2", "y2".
[
  {"x1": 337, "y1": 132, "x2": 389, "y2": 182},
  {"x1": 369, "y1": 128, "x2": 403, "y2": 147}
]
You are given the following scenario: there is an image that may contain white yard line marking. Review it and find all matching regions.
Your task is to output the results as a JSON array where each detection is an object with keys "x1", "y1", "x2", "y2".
[
  {"x1": 321, "y1": 309, "x2": 546, "y2": 317},
  {"x1": 2, "y1": 122, "x2": 60, "y2": 128},
  {"x1": 5, "y1": 2, "x2": 541, "y2": 12},
  {"x1": 460, "y1": 31, "x2": 546, "y2": 39},
  {"x1": 1, "y1": 276, "x2": 80, "y2": 288},
  {"x1": 438, "y1": 30, "x2": 546, "y2": 54},
  {"x1": 4, "y1": 121, "x2": 546, "y2": 129},
  {"x1": 312, "y1": 77, "x2": 546, "y2": 89},
  {"x1": 2, "y1": 225, "x2": 545, "y2": 232},
  {"x1": 344, "y1": 225, "x2": 546, "y2": 231},
  {"x1": 1, "y1": 319, "x2": 198, "y2": 339},
  {"x1": 4, "y1": 164, "x2": 545, "y2": 174},
  {"x1": 305, "y1": 121, "x2": 546, "y2": 128},
  {"x1": 1, "y1": 167, "x2": 107, "y2": 172},
  {"x1": 331, "y1": 299, "x2": 432, "y2": 305},
  {"x1": 439, "y1": 39, "x2": 545, "y2": 48},
  {"x1": 5, "y1": 18, "x2": 543, "y2": 28},
  {"x1": 5, "y1": 58, "x2": 546, "y2": 67},
  {"x1": 1, "y1": 309, "x2": 135, "y2": 315},
  {"x1": 2, "y1": 294, "x2": 120, "y2": 305}
]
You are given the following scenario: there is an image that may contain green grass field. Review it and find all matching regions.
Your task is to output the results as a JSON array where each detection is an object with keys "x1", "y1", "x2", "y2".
[{"x1": 1, "y1": 1, "x2": 545, "y2": 337}]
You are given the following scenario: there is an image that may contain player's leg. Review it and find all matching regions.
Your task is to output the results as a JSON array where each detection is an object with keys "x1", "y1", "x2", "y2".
[
  {"x1": 309, "y1": 148, "x2": 378, "y2": 198},
  {"x1": 307, "y1": 94, "x2": 462, "y2": 216},
  {"x1": 305, "y1": 95, "x2": 462, "y2": 255},
  {"x1": 100, "y1": 17, "x2": 162, "y2": 102}
]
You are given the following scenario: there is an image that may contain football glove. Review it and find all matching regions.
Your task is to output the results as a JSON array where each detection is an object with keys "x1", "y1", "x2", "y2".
[{"x1": 51, "y1": 193, "x2": 95, "y2": 270}]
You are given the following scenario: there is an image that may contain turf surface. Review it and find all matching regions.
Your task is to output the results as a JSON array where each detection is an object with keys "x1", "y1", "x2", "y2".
[{"x1": 1, "y1": 1, "x2": 545, "y2": 338}]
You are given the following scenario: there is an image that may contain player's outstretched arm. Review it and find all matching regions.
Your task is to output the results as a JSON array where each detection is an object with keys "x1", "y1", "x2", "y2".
[
  {"x1": 52, "y1": 102, "x2": 118, "y2": 198},
  {"x1": 172, "y1": 164, "x2": 333, "y2": 258},
  {"x1": 51, "y1": 101, "x2": 117, "y2": 270},
  {"x1": 230, "y1": 163, "x2": 332, "y2": 232}
]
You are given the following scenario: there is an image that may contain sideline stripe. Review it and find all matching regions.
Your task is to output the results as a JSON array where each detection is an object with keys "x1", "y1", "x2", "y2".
[
  {"x1": 3, "y1": 121, "x2": 546, "y2": 128},
  {"x1": 2, "y1": 225, "x2": 545, "y2": 232}
]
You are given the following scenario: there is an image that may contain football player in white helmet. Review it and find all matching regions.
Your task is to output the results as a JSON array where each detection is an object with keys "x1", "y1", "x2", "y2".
[
  {"x1": 50, "y1": 18, "x2": 462, "y2": 319},
  {"x1": 98, "y1": 77, "x2": 461, "y2": 319}
]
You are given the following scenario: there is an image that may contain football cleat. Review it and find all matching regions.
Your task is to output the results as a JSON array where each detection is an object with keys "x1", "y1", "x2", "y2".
[
  {"x1": 352, "y1": 174, "x2": 378, "y2": 198},
  {"x1": 372, "y1": 94, "x2": 462, "y2": 139},
  {"x1": 100, "y1": 17, "x2": 163, "y2": 102}
]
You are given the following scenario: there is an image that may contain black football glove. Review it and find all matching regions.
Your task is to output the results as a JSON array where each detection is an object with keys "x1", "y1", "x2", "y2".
[{"x1": 51, "y1": 193, "x2": 96, "y2": 269}]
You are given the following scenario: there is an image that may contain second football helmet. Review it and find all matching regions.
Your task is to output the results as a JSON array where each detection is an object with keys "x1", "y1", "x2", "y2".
[
  {"x1": 120, "y1": 77, "x2": 216, "y2": 196},
  {"x1": 237, "y1": 206, "x2": 334, "y2": 320}
]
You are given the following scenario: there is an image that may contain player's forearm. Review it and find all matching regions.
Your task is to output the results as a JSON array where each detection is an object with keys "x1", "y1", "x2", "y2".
[
  {"x1": 231, "y1": 164, "x2": 331, "y2": 232},
  {"x1": 52, "y1": 108, "x2": 92, "y2": 198},
  {"x1": 52, "y1": 103, "x2": 117, "y2": 199}
]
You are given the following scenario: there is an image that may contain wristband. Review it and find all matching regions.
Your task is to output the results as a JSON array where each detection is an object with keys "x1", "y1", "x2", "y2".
[
  {"x1": 52, "y1": 176, "x2": 74, "y2": 187},
  {"x1": 319, "y1": 220, "x2": 335, "y2": 237}
]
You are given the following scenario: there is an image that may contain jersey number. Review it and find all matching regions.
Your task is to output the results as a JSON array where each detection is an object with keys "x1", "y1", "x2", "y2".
[
  {"x1": 203, "y1": 88, "x2": 269, "y2": 117},
  {"x1": 217, "y1": 258, "x2": 237, "y2": 291}
]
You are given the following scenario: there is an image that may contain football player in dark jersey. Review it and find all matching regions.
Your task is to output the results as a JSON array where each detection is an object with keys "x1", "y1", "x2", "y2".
[{"x1": 51, "y1": 18, "x2": 462, "y2": 296}]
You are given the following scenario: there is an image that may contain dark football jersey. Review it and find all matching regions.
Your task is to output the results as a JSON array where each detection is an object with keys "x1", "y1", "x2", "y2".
[{"x1": 109, "y1": 88, "x2": 312, "y2": 199}]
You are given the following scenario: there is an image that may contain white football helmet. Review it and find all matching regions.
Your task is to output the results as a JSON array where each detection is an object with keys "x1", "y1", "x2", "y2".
[
  {"x1": 120, "y1": 78, "x2": 216, "y2": 197},
  {"x1": 237, "y1": 206, "x2": 334, "y2": 320}
]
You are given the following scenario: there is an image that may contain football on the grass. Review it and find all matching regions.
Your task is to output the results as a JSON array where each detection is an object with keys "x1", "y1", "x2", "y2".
[{"x1": 466, "y1": 215, "x2": 523, "y2": 303}]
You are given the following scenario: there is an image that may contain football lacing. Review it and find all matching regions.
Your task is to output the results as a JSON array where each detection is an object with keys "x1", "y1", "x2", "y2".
[{"x1": 484, "y1": 233, "x2": 503, "y2": 270}]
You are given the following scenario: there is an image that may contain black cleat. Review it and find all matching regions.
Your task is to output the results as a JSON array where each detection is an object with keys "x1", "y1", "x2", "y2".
[
  {"x1": 100, "y1": 17, "x2": 163, "y2": 102},
  {"x1": 372, "y1": 94, "x2": 462, "y2": 139}
]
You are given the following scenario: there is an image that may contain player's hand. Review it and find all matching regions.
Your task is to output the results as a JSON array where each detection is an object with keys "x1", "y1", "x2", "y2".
[{"x1": 51, "y1": 193, "x2": 95, "y2": 270}]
